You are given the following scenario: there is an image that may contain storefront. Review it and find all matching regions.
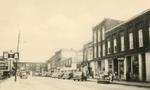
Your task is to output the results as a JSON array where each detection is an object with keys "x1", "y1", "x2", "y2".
[
  {"x1": 146, "y1": 52, "x2": 150, "y2": 82},
  {"x1": 109, "y1": 57, "x2": 126, "y2": 80},
  {"x1": 88, "y1": 61, "x2": 97, "y2": 78},
  {"x1": 126, "y1": 53, "x2": 146, "y2": 81}
]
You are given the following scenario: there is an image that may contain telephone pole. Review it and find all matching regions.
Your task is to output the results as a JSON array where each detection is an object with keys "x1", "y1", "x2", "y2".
[{"x1": 14, "y1": 31, "x2": 20, "y2": 82}]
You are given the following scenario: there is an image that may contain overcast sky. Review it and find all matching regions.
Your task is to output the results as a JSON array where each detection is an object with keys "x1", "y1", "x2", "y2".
[{"x1": 0, "y1": 0, "x2": 150, "y2": 62}]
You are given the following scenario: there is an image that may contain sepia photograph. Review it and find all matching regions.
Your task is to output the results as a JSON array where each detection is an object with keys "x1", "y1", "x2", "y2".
[{"x1": 0, "y1": 0, "x2": 150, "y2": 90}]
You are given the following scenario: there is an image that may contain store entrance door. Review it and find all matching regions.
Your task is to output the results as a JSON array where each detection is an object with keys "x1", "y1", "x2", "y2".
[
  {"x1": 113, "y1": 58, "x2": 118, "y2": 79},
  {"x1": 126, "y1": 56, "x2": 132, "y2": 81}
]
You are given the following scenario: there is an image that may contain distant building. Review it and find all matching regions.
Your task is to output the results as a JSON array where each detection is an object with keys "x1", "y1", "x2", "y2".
[
  {"x1": 18, "y1": 62, "x2": 47, "y2": 75},
  {"x1": 83, "y1": 41, "x2": 96, "y2": 77},
  {"x1": 47, "y1": 49, "x2": 83, "y2": 72}
]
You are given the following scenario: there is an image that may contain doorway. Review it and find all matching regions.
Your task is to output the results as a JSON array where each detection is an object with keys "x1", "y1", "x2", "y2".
[{"x1": 113, "y1": 58, "x2": 118, "y2": 79}]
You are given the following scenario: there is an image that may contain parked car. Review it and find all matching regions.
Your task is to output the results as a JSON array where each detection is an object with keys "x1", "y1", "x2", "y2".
[
  {"x1": 41, "y1": 72, "x2": 47, "y2": 77},
  {"x1": 57, "y1": 72, "x2": 64, "y2": 79},
  {"x1": 46, "y1": 72, "x2": 52, "y2": 77},
  {"x1": 73, "y1": 71, "x2": 82, "y2": 81},
  {"x1": 51, "y1": 72, "x2": 58, "y2": 78},
  {"x1": 97, "y1": 72, "x2": 113, "y2": 84},
  {"x1": 20, "y1": 71, "x2": 28, "y2": 79},
  {"x1": 62, "y1": 72, "x2": 73, "y2": 79}
]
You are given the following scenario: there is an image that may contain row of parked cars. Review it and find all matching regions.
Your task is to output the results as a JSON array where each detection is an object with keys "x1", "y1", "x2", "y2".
[
  {"x1": 51, "y1": 71, "x2": 73, "y2": 79},
  {"x1": 48, "y1": 71, "x2": 87, "y2": 81},
  {"x1": 35, "y1": 71, "x2": 113, "y2": 83}
]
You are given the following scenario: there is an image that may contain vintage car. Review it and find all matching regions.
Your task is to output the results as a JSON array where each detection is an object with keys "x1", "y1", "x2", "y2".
[
  {"x1": 20, "y1": 71, "x2": 28, "y2": 79},
  {"x1": 73, "y1": 71, "x2": 82, "y2": 81},
  {"x1": 51, "y1": 72, "x2": 63, "y2": 78},
  {"x1": 46, "y1": 72, "x2": 52, "y2": 77},
  {"x1": 97, "y1": 72, "x2": 113, "y2": 84},
  {"x1": 51, "y1": 72, "x2": 58, "y2": 78},
  {"x1": 57, "y1": 72, "x2": 64, "y2": 79},
  {"x1": 62, "y1": 72, "x2": 73, "y2": 79}
]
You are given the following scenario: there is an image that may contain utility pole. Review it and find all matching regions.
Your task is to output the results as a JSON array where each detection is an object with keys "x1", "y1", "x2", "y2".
[{"x1": 15, "y1": 31, "x2": 20, "y2": 82}]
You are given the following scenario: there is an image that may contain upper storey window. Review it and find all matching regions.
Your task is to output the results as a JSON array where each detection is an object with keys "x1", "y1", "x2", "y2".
[
  {"x1": 98, "y1": 30, "x2": 101, "y2": 42},
  {"x1": 107, "y1": 41, "x2": 111, "y2": 54},
  {"x1": 129, "y1": 32, "x2": 134, "y2": 49},
  {"x1": 121, "y1": 36, "x2": 125, "y2": 51},
  {"x1": 138, "y1": 29, "x2": 143, "y2": 47},
  {"x1": 102, "y1": 27, "x2": 105, "y2": 40},
  {"x1": 93, "y1": 31, "x2": 97, "y2": 44},
  {"x1": 113, "y1": 38, "x2": 117, "y2": 53}
]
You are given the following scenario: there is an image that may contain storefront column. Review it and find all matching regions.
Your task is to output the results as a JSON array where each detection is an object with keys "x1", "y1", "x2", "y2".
[
  {"x1": 124, "y1": 57, "x2": 127, "y2": 80},
  {"x1": 146, "y1": 52, "x2": 150, "y2": 82},
  {"x1": 138, "y1": 54, "x2": 143, "y2": 81},
  {"x1": 105, "y1": 59, "x2": 109, "y2": 72}
]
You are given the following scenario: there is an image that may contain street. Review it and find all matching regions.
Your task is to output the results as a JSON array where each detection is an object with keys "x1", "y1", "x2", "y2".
[{"x1": 0, "y1": 76, "x2": 149, "y2": 90}]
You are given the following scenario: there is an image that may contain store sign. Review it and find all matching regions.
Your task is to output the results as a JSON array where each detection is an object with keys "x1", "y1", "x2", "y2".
[
  {"x1": 8, "y1": 53, "x2": 15, "y2": 58},
  {"x1": 3, "y1": 51, "x2": 19, "y2": 60}
]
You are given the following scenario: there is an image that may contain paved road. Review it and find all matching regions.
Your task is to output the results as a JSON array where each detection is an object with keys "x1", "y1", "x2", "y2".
[{"x1": 0, "y1": 76, "x2": 149, "y2": 90}]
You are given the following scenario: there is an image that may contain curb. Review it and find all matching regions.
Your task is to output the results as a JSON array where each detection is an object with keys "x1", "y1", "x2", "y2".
[
  {"x1": 87, "y1": 79, "x2": 150, "y2": 88},
  {"x1": 112, "y1": 82, "x2": 150, "y2": 88}
]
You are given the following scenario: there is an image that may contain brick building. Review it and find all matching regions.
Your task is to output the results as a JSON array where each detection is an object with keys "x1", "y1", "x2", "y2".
[
  {"x1": 91, "y1": 9, "x2": 150, "y2": 82},
  {"x1": 47, "y1": 49, "x2": 83, "y2": 73},
  {"x1": 18, "y1": 62, "x2": 47, "y2": 75}
]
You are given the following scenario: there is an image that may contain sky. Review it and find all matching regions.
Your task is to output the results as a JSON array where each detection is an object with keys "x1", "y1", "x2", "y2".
[{"x1": 0, "y1": 0, "x2": 150, "y2": 62}]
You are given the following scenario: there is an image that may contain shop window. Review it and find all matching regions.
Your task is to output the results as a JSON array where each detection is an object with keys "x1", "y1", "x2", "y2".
[
  {"x1": 149, "y1": 27, "x2": 150, "y2": 42},
  {"x1": 108, "y1": 60, "x2": 112, "y2": 72},
  {"x1": 138, "y1": 29, "x2": 143, "y2": 47},
  {"x1": 118, "y1": 60, "x2": 124, "y2": 76},
  {"x1": 129, "y1": 33, "x2": 134, "y2": 49},
  {"x1": 101, "y1": 60, "x2": 105, "y2": 71},
  {"x1": 132, "y1": 56, "x2": 139, "y2": 81}
]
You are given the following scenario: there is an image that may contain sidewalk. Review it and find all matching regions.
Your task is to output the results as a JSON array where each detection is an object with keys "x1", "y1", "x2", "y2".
[
  {"x1": 113, "y1": 81, "x2": 150, "y2": 88},
  {"x1": 87, "y1": 78, "x2": 150, "y2": 88}
]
